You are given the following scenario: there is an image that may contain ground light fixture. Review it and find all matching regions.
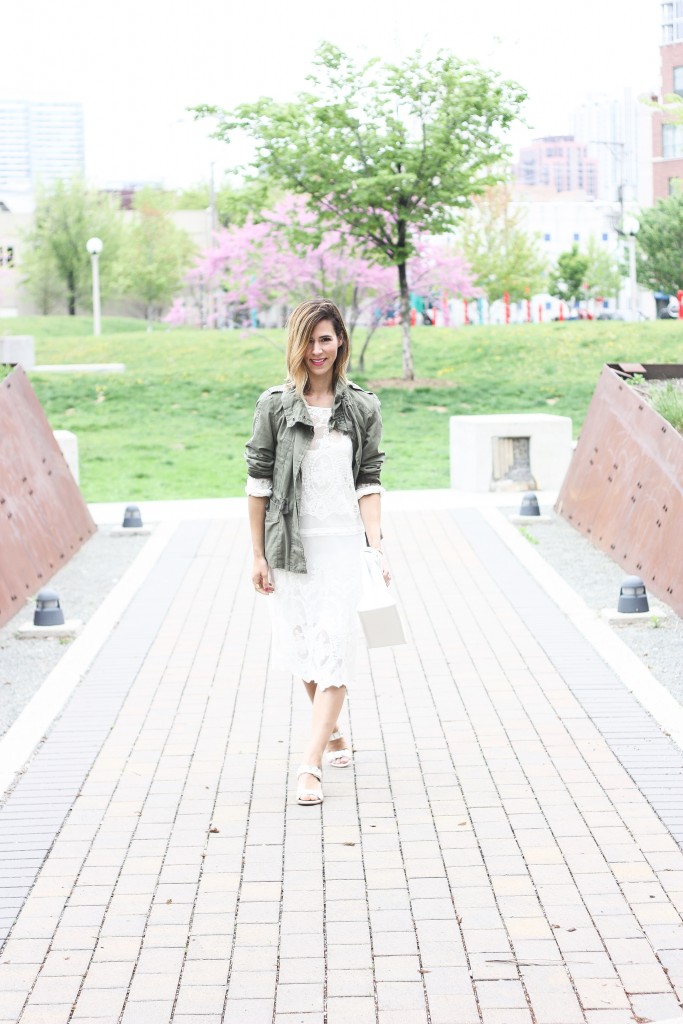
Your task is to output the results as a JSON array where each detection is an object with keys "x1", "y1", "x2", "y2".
[
  {"x1": 519, "y1": 492, "x2": 541, "y2": 516},
  {"x1": 617, "y1": 575, "x2": 649, "y2": 614},
  {"x1": 122, "y1": 504, "x2": 143, "y2": 529},
  {"x1": 33, "y1": 588, "x2": 65, "y2": 627}
]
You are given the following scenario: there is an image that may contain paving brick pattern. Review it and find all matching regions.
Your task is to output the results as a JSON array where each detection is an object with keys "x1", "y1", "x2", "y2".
[
  {"x1": 455, "y1": 509, "x2": 683, "y2": 848},
  {"x1": 0, "y1": 509, "x2": 681, "y2": 1024},
  {"x1": 0, "y1": 522, "x2": 208, "y2": 945}
]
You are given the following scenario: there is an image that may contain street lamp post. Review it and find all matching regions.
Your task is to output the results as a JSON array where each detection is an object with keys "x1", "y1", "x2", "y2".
[
  {"x1": 622, "y1": 215, "x2": 639, "y2": 323},
  {"x1": 86, "y1": 237, "x2": 103, "y2": 336}
]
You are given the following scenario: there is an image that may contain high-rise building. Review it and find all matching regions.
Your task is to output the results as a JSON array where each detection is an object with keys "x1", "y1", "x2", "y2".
[
  {"x1": 515, "y1": 137, "x2": 599, "y2": 198},
  {"x1": 653, "y1": 2, "x2": 683, "y2": 198},
  {"x1": 573, "y1": 91, "x2": 653, "y2": 208},
  {"x1": 0, "y1": 100, "x2": 84, "y2": 193}
]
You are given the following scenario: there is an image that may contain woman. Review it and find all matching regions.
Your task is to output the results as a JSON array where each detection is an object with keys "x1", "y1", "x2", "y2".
[{"x1": 245, "y1": 298, "x2": 388, "y2": 806}]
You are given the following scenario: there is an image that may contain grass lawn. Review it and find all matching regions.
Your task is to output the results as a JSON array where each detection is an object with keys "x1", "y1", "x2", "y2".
[{"x1": 7, "y1": 315, "x2": 683, "y2": 501}]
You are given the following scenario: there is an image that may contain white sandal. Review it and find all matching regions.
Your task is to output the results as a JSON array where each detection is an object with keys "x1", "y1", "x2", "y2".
[
  {"x1": 296, "y1": 764, "x2": 323, "y2": 805},
  {"x1": 326, "y1": 730, "x2": 352, "y2": 769}
]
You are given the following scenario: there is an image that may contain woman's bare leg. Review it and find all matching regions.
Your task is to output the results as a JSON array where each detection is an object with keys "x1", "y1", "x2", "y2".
[
  {"x1": 303, "y1": 680, "x2": 349, "y2": 765},
  {"x1": 299, "y1": 684, "x2": 347, "y2": 801}
]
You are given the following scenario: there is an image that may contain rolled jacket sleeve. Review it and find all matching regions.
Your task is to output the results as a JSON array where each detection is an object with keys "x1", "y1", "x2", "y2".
[
  {"x1": 246, "y1": 476, "x2": 273, "y2": 497},
  {"x1": 356, "y1": 395, "x2": 385, "y2": 488},
  {"x1": 245, "y1": 393, "x2": 276, "y2": 479},
  {"x1": 356, "y1": 482, "x2": 384, "y2": 500}
]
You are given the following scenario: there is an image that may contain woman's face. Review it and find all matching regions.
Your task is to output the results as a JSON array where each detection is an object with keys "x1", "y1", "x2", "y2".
[{"x1": 304, "y1": 319, "x2": 342, "y2": 385}]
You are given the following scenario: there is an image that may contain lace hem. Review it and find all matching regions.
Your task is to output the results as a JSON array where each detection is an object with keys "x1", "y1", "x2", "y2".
[{"x1": 269, "y1": 532, "x2": 364, "y2": 689}]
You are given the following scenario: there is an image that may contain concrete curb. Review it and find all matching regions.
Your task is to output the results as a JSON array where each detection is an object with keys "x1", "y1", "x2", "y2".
[
  {"x1": 0, "y1": 518, "x2": 178, "y2": 798},
  {"x1": 483, "y1": 505, "x2": 683, "y2": 754}
]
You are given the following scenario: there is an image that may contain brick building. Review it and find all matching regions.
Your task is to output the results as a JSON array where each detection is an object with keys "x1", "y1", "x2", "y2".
[
  {"x1": 516, "y1": 136, "x2": 599, "y2": 198},
  {"x1": 653, "y1": 2, "x2": 683, "y2": 198}
]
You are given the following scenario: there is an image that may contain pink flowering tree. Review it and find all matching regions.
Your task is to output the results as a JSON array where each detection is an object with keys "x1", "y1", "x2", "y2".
[
  {"x1": 178, "y1": 196, "x2": 398, "y2": 347},
  {"x1": 172, "y1": 196, "x2": 479, "y2": 370}
]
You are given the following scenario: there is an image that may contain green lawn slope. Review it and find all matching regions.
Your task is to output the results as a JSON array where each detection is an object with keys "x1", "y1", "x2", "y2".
[{"x1": 8, "y1": 315, "x2": 682, "y2": 501}]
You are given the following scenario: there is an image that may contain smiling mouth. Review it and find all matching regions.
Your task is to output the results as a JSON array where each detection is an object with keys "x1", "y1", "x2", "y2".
[{"x1": 310, "y1": 359, "x2": 326, "y2": 366}]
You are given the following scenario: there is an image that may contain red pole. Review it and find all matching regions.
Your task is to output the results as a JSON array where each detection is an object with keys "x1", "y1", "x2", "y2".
[
  {"x1": 526, "y1": 298, "x2": 531, "y2": 323},
  {"x1": 463, "y1": 299, "x2": 469, "y2": 325},
  {"x1": 504, "y1": 291, "x2": 510, "y2": 324},
  {"x1": 678, "y1": 290, "x2": 683, "y2": 319},
  {"x1": 559, "y1": 302, "x2": 564, "y2": 322},
  {"x1": 538, "y1": 303, "x2": 543, "y2": 323}
]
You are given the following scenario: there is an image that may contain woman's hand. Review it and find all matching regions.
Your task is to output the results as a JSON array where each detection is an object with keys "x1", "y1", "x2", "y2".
[
  {"x1": 252, "y1": 556, "x2": 274, "y2": 595},
  {"x1": 369, "y1": 546, "x2": 391, "y2": 587}
]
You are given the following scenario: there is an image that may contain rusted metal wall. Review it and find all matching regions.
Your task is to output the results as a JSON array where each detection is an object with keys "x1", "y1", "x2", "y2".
[
  {"x1": 0, "y1": 367, "x2": 96, "y2": 627},
  {"x1": 556, "y1": 363, "x2": 683, "y2": 618}
]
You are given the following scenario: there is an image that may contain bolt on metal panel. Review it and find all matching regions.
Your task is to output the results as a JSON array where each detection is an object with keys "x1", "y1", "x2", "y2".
[{"x1": 556, "y1": 364, "x2": 683, "y2": 618}]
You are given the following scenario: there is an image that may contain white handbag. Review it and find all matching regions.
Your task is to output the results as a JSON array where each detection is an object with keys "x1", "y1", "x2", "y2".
[{"x1": 357, "y1": 548, "x2": 406, "y2": 648}]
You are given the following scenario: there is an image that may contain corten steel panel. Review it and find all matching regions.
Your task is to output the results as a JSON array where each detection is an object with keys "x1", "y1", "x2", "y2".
[
  {"x1": 0, "y1": 367, "x2": 96, "y2": 627},
  {"x1": 556, "y1": 364, "x2": 683, "y2": 617}
]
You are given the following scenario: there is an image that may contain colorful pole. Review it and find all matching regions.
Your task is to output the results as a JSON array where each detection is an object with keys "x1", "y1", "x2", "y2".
[
  {"x1": 463, "y1": 299, "x2": 469, "y2": 325},
  {"x1": 504, "y1": 292, "x2": 510, "y2": 324},
  {"x1": 678, "y1": 290, "x2": 683, "y2": 319},
  {"x1": 538, "y1": 304, "x2": 543, "y2": 323},
  {"x1": 526, "y1": 299, "x2": 531, "y2": 323},
  {"x1": 558, "y1": 302, "x2": 564, "y2": 322}
]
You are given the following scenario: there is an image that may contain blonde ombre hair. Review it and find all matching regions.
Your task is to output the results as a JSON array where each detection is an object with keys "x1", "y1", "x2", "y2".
[{"x1": 285, "y1": 299, "x2": 350, "y2": 396}]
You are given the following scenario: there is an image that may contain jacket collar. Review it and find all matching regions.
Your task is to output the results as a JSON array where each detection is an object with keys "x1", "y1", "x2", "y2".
[{"x1": 281, "y1": 379, "x2": 350, "y2": 428}]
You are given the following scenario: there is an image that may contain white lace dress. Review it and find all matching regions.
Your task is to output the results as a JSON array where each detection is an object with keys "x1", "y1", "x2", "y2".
[{"x1": 247, "y1": 404, "x2": 381, "y2": 690}]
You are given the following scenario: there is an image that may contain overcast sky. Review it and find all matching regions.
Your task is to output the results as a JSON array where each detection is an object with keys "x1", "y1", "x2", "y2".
[{"x1": 4, "y1": 0, "x2": 661, "y2": 189}]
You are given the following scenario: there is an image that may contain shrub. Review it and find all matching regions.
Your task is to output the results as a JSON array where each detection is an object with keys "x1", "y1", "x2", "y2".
[{"x1": 650, "y1": 380, "x2": 683, "y2": 434}]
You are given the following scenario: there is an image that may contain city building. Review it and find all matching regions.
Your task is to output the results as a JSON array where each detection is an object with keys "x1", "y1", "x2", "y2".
[
  {"x1": 573, "y1": 91, "x2": 654, "y2": 208},
  {"x1": 0, "y1": 100, "x2": 84, "y2": 197},
  {"x1": 653, "y1": 2, "x2": 683, "y2": 198},
  {"x1": 510, "y1": 198, "x2": 619, "y2": 263},
  {"x1": 516, "y1": 136, "x2": 599, "y2": 199}
]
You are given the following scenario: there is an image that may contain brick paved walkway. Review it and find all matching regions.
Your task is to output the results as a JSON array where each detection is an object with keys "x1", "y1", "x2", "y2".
[{"x1": 1, "y1": 508, "x2": 682, "y2": 1024}]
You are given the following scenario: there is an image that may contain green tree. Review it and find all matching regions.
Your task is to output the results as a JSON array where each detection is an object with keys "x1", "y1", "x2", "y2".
[
  {"x1": 173, "y1": 178, "x2": 281, "y2": 225},
  {"x1": 583, "y1": 235, "x2": 623, "y2": 301},
  {"x1": 549, "y1": 245, "x2": 590, "y2": 304},
  {"x1": 635, "y1": 192, "x2": 683, "y2": 295},
  {"x1": 458, "y1": 184, "x2": 546, "y2": 305},
  {"x1": 173, "y1": 183, "x2": 211, "y2": 210},
  {"x1": 20, "y1": 241, "x2": 63, "y2": 314},
  {"x1": 23, "y1": 177, "x2": 123, "y2": 315},
  {"x1": 119, "y1": 188, "x2": 195, "y2": 326},
  {"x1": 194, "y1": 43, "x2": 526, "y2": 379},
  {"x1": 216, "y1": 179, "x2": 282, "y2": 227}
]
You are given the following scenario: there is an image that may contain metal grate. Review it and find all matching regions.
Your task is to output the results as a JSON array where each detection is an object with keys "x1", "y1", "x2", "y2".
[{"x1": 491, "y1": 435, "x2": 537, "y2": 491}]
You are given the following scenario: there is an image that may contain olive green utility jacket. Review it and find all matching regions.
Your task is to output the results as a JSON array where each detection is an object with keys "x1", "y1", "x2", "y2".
[{"x1": 245, "y1": 378, "x2": 384, "y2": 573}]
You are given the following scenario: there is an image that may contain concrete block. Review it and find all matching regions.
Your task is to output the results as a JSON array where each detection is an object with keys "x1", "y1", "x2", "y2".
[
  {"x1": 450, "y1": 414, "x2": 573, "y2": 492},
  {"x1": 53, "y1": 430, "x2": 79, "y2": 484},
  {"x1": 0, "y1": 335, "x2": 35, "y2": 370}
]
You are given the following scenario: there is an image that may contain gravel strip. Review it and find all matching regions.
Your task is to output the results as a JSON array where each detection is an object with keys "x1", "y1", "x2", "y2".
[
  {"x1": 0, "y1": 527, "x2": 149, "y2": 738},
  {"x1": 508, "y1": 507, "x2": 683, "y2": 707}
]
